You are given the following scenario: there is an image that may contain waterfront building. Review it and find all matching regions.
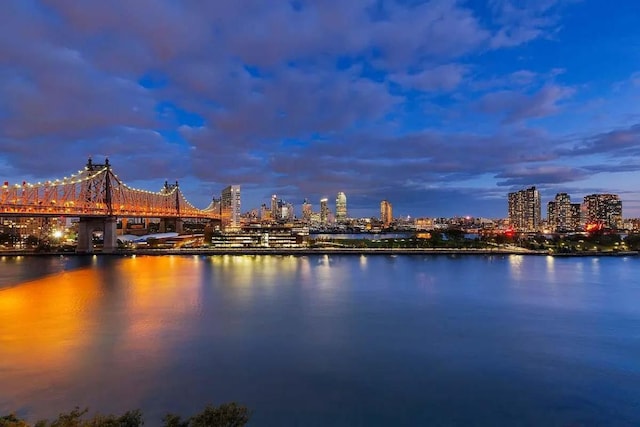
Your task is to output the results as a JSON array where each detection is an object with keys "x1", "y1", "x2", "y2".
[
  {"x1": 508, "y1": 186, "x2": 541, "y2": 232},
  {"x1": 380, "y1": 200, "x2": 393, "y2": 228},
  {"x1": 547, "y1": 193, "x2": 581, "y2": 232},
  {"x1": 209, "y1": 225, "x2": 309, "y2": 248},
  {"x1": 414, "y1": 217, "x2": 434, "y2": 231},
  {"x1": 583, "y1": 194, "x2": 623, "y2": 229},
  {"x1": 320, "y1": 198, "x2": 329, "y2": 226},
  {"x1": 335, "y1": 192, "x2": 347, "y2": 223},
  {"x1": 221, "y1": 185, "x2": 241, "y2": 230},
  {"x1": 302, "y1": 199, "x2": 312, "y2": 223}
]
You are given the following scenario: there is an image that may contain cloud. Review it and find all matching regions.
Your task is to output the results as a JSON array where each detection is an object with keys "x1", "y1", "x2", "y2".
[
  {"x1": 475, "y1": 84, "x2": 574, "y2": 123},
  {"x1": 560, "y1": 123, "x2": 640, "y2": 156},
  {"x1": 488, "y1": 0, "x2": 568, "y2": 48},
  {"x1": 390, "y1": 64, "x2": 468, "y2": 92},
  {"x1": 495, "y1": 165, "x2": 588, "y2": 186}
]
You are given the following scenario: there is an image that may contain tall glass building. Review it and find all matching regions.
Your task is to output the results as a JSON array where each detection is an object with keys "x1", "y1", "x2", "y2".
[
  {"x1": 221, "y1": 185, "x2": 241, "y2": 230},
  {"x1": 335, "y1": 192, "x2": 347, "y2": 223}
]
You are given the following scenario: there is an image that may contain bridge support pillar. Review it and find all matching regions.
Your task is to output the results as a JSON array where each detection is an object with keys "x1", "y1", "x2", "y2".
[
  {"x1": 76, "y1": 217, "x2": 118, "y2": 253},
  {"x1": 77, "y1": 218, "x2": 95, "y2": 253},
  {"x1": 103, "y1": 217, "x2": 117, "y2": 253}
]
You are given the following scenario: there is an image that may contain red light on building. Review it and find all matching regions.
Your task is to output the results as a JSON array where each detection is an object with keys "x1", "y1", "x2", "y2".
[
  {"x1": 504, "y1": 228, "x2": 515, "y2": 238},
  {"x1": 585, "y1": 222, "x2": 603, "y2": 232}
]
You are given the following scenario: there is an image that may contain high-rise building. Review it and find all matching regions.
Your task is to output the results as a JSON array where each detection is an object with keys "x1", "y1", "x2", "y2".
[
  {"x1": 547, "y1": 193, "x2": 581, "y2": 232},
  {"x1": 508, "y1": 186, "x2": 541, "y2": 232},
  {"x1": 320, "y1": 198, "x2": 329, "y2": 226},
  {"x1": 335, "y1": 192, "x2": 347, "y2": 223},
  {"x1": 380, "y1": 200, "x2": 393, "y2": 228},
  {"x1": 583, "y1": 194, "x2": 622, "y2": 229},
  {"x1": 221, "y1": 185, "x2": 241, "y2": 230},
  {"x1": 302, "y1": 199, "x2": 312, "y2": 223},
  {"x1": 270, "y1": 194, "x2": 278, "y2": 221}
]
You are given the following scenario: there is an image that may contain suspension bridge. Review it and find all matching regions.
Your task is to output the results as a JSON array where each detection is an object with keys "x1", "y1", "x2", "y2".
[{"x1": 0, "y1": 158, "x2": 220, "y2": 253}]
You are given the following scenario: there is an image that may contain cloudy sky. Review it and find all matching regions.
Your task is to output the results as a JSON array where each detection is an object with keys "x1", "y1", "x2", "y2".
[{"x1": 1, "y1": 0, "x2": 639, "y2": 218}]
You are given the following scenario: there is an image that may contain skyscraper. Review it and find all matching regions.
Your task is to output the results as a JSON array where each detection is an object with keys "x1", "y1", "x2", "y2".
[
  {"x1": 547, "y1": 193, "x2": 581, "y2": 232},
  {"x1": 380, "y1": 200, "x2": 393, "y2": 228},
  {"x1": 302, "y1": 199, "x2": 312, "y2": 223},
  {"x1": 271, "y1": 194, "x2": 278, "y2": 221},
  {"x1": 508, "y1": 186, "x2": 541, "y2": 232},
  {"x1": 335, "y1": 192, "x2": 347, "y2": 223},
  {"x1": 583, "y1": 194, "x2": 622, "y2": 229},
  {"x1": 221, "y1": 185, "x2": 241, "y2": 230},
  {"x1": 320, "y1": 198, "x2": 329, "y2": 226}
]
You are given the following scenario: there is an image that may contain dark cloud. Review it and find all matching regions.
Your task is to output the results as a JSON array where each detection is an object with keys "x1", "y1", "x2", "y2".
[
  {"x1": 559, "y1": 123, "x2": 640, "y2": 157},
  {"x1": 475, "y1": 84, "x2": 574, "y2": 123},
  {"x1": 495, "y1": 165, "x2": 588, "y2": 187}
]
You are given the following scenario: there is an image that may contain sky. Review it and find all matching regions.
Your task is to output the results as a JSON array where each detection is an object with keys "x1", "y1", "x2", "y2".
[{"x1": 1, "y1": 0, "x2": 640, "y2": 219}]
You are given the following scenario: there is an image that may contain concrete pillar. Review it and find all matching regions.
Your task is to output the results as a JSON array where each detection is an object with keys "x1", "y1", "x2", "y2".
[
  {"x1": 159, "y1": 218, "x2": 167, "y2": 233},
  {"x1": 76, "y1": 218, "x2": 93, "y2": 253},
  {"x1": 175, "y1": 218, "x2": 184, "y2": 234},
  {"x1": 103, "y1": 217, "x2": 117, "y2": 253}
]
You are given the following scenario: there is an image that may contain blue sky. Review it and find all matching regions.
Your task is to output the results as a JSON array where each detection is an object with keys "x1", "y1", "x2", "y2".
[{"x1": 1, "y1": 0, "x2": 639, "y2": 218}]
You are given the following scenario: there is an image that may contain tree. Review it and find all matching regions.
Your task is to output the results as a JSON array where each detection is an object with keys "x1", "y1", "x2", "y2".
[
  {"x1": 2, "y1": 404, "x2": 249, "y2": 427},
  {"x1": 187, "y1": 404, "x2": 250, "y2": 427}
]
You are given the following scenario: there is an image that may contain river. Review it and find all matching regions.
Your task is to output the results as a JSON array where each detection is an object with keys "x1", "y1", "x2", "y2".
[{"x1": 1, "y1": 254, "x2": 639, "y2": 426}]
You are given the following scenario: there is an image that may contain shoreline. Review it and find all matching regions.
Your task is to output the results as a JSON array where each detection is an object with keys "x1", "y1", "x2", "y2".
[{"x1": 1, "y1": 248, "x2": 637, "y2": 257}]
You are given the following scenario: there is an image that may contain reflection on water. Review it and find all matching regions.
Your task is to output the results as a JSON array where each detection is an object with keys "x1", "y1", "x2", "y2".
[{"x1": 1, "y1": 255, "x2": 640, "y2": 426}]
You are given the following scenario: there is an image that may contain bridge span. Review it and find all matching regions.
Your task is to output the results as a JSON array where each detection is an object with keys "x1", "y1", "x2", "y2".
[{"x1": 0, "y1": 158, "x2": 219, "y2": 253}]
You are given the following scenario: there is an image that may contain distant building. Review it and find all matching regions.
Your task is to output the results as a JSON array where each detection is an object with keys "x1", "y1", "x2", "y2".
[
  {"x1": 302, "y1": 199, "x2": 312, "y2": 223},
  {"x1": 547, "y1": 193, "x2": 581, "y2": 232},
  {"x1": 260, "y1": 203, "x2": 271, "y2": 221},
  {"x1": 335, "y1": 192, "x2": 347, "y2": 223},
  {"x1": 270, "y1": 194, "x2": 278, "y2": 221},
  {"x1": 320, "y1": 198, "x2": 329, "y2": 226},
  {"x1": 221, "y1": 185, "x2": 241, "y2": 230},
  {"x1": 380, "y1": 200, "x2": 393, "y2": 228},
  {"x1": 508, "y1": 186, "x2": 541, "y2": 232},
  {"x1": 583, "y1": 194, "x2": 622, "y2": 229}
]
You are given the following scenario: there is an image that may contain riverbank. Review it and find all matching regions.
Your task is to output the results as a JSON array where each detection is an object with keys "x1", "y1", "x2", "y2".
[{"x1": 1, "y1": 247, "x2": 638, "y2": 257}]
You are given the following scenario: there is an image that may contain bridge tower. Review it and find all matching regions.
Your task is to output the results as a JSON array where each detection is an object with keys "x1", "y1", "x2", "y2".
[
  {"x1": 76, "y1": 158, "x2": 117, "y2": 253},
  {"x1": 158, "y1": 180, "x2": 184, "y2": 233}
]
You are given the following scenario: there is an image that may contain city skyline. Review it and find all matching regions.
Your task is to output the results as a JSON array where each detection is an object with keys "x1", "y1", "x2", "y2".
[{"x1": 1, "y1": 1, "x2": 640, "y2": 217}]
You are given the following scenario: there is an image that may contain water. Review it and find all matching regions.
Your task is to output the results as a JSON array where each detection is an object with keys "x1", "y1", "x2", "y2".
[{"x1": 1, "y1": 254, "x2": 639, "y2": 426}]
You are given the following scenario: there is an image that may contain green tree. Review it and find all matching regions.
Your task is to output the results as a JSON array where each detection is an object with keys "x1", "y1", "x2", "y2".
[
  {"x1": 1, "y1": 413, "x2": 30, "y2": 427},
  {"x1": 188, "y1": 403, "x2": 250, "y2": 427},
  {"x1": 3, "y1": 403, "x2": 249, "y2": 427}
]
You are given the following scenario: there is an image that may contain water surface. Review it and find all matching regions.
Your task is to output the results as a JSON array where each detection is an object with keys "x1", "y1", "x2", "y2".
[{"x1": 0, "y1": 254, "x2": 639, "y2": 426}]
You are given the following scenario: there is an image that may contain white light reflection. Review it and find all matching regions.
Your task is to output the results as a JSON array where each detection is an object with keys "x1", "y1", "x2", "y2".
[
  {"x1": 359, "y1": 255, "x2": 367, "y2": 270},
  {"x1": 508, "y1": 255, "x2": 523, "y2": 281}
]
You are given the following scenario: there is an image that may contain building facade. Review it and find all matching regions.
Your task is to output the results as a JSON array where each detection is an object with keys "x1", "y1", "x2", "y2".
[
  {"x1": 302, "y1": 199, "x2": 312, "y2": 223},
  {"x1": 583, "y1": 194, "x2": 623, "y2": 229},
  {"x1": 320, "y1": 198, "x2": 329, "y2": 226},
  {"x1": 221, "y1": 185, "x2": 241, "y2": 230},
  {"x1": 547, "y1": 193, "x2": 581, "y2": 232},
  {"x1": 380, "y1": 200, "x2": 393, "y2": 228},
  {"x1": 508, "y1": 186, "x2": 541, "y2": 232},
  {"x1": 335, "y1": 192, "x2": 347, "y2": 223}
]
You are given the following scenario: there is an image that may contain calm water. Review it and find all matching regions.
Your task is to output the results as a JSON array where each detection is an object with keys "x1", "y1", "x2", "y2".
[{"x1": 1, "y1": 254, "x2": 639, "y2": 426}]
